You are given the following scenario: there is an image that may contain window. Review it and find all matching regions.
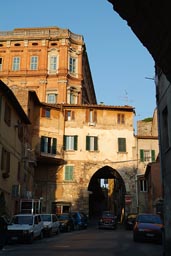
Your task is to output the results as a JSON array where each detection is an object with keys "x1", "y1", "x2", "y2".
[
  {"x1": 12, "y1": 57, "x2": 20, "y2": 71},
  {"x1": 4, "y1": 102, "x2": 11, "y2": 126},
  {"x1": 41, "y1": 136, "x2": 57, "y2": 154},
  {"x1": 41, "y1": 108, "x2": 50, "y2": 118},
  {"x1": 118, "y1": 138, "x2": 126, "y2": 152},
  {"x1": 140, "y1": 149, "x2": 155, "y2": 162},
  {"x1": 63, "y1": 135, "x2": 78, "y2": 151},
  {"x1": 65, "y1": 110, "x2": 75, "y2": 121},
  {"x1": 47, "y1": 93, "x2": 57, "y2": 104},
  {"x1": 65, "y1": 165, "x2": 73, "y2": 181},
  {"x1": 0, "y1": 57, "x2": 2, "y2": 71},
  {"x1": 140, "y1": 179, "x2": 147, "y2": 192},
  {"x1": 86, "y1": 136, "x2": 98, "y2": 151},
  {"x1": 67, "y1": 87, "x2": 78, "y2": 104},
  {"x1": 49, "y1": 56, "x2": 57, "y2": 72},
  {"x1": 117, "y1": 114, "x2": 125, "y2": 124},
  {"x1": 1, "y1": 147, "x2": 10, "y2": 175},
  {"x1": 69, "y1": 57, "x2": 76, "y2": 74},
  {"x1": 86, "y1": 109, "x2": 97, "y2": 124},
  {"x1": 30, "y1": 56, "x2": 38, "y2": 70}
]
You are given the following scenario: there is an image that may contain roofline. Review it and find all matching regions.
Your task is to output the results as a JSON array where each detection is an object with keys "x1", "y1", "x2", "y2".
[{"x1": 40, "y1": 102, "x2": 135, "y2": 112}]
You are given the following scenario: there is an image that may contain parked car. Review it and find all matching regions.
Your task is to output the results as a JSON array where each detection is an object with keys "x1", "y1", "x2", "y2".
[
  {"x1": 125, "y1": 213, "x2": 137, "y2": 230},
  {"x1": 7, "y1": 214, "x2": 44, "y2": 243},
  {"x1": 133, "y1": 213, "x2": 163, "y2": 243},
  {"x1": 71, "y1": 212, "x2": 88, "y2": 230},
  {"x1": 98, "y1": 211, "x2": 117, "y2": 230},
  {"x1": 57, "y1": 213, "x2": 75, "y2": 232},
  {"x1": 40, "y1": 214, "x2": 60, "y2": 237}
]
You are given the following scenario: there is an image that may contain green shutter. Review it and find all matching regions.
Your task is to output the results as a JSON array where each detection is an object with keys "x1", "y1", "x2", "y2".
[
  {"x1": 52, "y1": 138, "x2": 57, "y2": 154},
  {"x1": 63, "y1": 135, "x2": 66, "y2": 150},
  {"x1": 86, "y1": 136, "x2": 90, "y2": 150},
  {"x1": 65, "y1": 166, "x2": 73, "y2": 180},
  {"x1": 118, "y1": 138, "x2": 126, "y2": 152},
  {"x1": 140, "y1": 149, "x2": 144, "y2": 162},
  {"x1": 41, "y1": 136, "x2": 45, "y2": 152},
  {"x1": 151, "y1": 150, "x2": 155, "y2": 162},
  {"x1": 94, "y1": 136, "x2": 98, "y2": 151},
  {"x1": 74, "y1": 136, "x2": 78, "y2": 150}
]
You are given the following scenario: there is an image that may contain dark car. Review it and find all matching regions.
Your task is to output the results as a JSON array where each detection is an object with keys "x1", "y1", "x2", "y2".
[
  {"x1": 125, "y1": 213, "x2": 137, "y2": 230},
  {"x1": 98, "y1": 211, "x2": 117, "y2": 230},
  {"x1": 71, "y1": 212, "x2": 88, "y2": 230},
  {"x1": 57, "y1": 213, "x2": 75, "y2": 232},
  {"x1": 133, "y1": 213, "x2": 163, "y2": 243}
]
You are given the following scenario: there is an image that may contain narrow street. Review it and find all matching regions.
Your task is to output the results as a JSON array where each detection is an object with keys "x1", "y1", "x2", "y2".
[{"x1": 0, "y1": 221, "x2": 163, "y2": 256}]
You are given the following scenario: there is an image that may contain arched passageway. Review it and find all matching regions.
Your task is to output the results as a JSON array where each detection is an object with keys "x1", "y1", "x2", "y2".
[{"x1": 88, "y1": 165, "x2": 126, "y2": 222}]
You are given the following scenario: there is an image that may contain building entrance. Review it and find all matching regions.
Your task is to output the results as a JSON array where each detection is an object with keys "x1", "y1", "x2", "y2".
[{"x1": 88, "y1": 166, "x2": 126, "y2": 222}]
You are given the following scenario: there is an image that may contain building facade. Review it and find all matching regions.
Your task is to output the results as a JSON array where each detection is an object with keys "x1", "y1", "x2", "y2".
[
  {"x1": 0, "y1": 27, "x2": 96, "y2": 105},
  {"x1": 0, "y1": 80, "x2": 31, "y2": 216}
]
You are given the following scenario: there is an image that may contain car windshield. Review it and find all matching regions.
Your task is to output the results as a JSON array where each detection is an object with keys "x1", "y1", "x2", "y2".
[
  {"x1": 137, "y1": 214, "x2": 162, "y2": 224},
  {"x1": 102, "y1": 212, "x2": 114, "y2": 218},
  {"x1": 41, "y1": 215, "x2": 51, "y2": 221},
  {"x1": 12, "y1": 216, "x2": 33, "y2": 225},
  {"x1": 58, "y1": 214, "x2": 69, "y2": 220}
]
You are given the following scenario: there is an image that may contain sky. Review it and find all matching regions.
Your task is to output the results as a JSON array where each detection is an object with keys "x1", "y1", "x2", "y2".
[{"x1": 0, "y1": 0, "x2": 156, "y2": 127}]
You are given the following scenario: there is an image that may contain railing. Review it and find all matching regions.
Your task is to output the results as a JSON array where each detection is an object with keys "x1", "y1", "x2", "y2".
[{"x1": 0, "y1": 28, "x2": 83, "y2": 43}]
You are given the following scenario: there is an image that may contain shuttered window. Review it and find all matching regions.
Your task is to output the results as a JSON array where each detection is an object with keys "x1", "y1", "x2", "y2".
[
  {"x1": 63, "y1": 135, "x2": 78, "y2": 151},
  {"x1": 118, "y1": 138, "x2": 126, "y2": 152},
  {"x1": 86, "y1": 136, "x2": 98, "y2": 151},
  {"x1": 65, "y1": 165, "x2": 74, "y2": 180},
  {"x1": 41, "y1": 136, "x2": 57, "y2": 154}
]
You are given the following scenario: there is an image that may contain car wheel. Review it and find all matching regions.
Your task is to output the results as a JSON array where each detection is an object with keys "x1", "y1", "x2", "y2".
[
  {"x1": 28, "y1": 234, "x2": 33, "y2": 244},
  {"x1": 56, "y1": 227, "x2": 60, "y2": 235},
  {"x1": 67, "y1": 225, "x2": 71, "y2": 232},
  {"x1": 133, "y1": 233, "x2": 138, "y2": 242},
  {"x1": 39, "y1": 231, "x2": 44, "y2": 240}
]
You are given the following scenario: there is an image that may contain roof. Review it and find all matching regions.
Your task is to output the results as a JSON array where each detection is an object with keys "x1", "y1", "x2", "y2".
[
  {"x1": 40, "y1": 102, "x2": 135, "y2": 113},
  {"x1": 0, "y1": 80, "x2": 30, "y2": 124}
]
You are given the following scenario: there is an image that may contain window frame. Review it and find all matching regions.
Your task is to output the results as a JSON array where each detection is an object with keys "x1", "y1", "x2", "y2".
[
  {"x1": 118, "y1": 138, "x2": 126, "y2": 152},
  {"x1": 0, "y1": 57, "x2": 3, "y2": 71},
  {"x1": 12, "y1": 56, "x2": 20, "y2": 71},
  {"x1": 46, "y1": 93, "x2": 57, "y2": 104},
  {"x1": 30, "y1": 56, "x2": 38, "y2": 70},
  {"x1": 69, "y1": 57, "x2": 76, "y2": 74},
  {"x1": 64, "y1": 165, "x2": 74, "y2": 181},
  {"x1": 86, "y1": 136, "x2": 98, "y2": 151},
  {"x1": 63, "y1": 135, "x2": 78, "y2": 151},
  {"x1": 139, "y1": 178, "x2": 147, "y2": 192},
  {"x1": 40, "y1": 136, "x2": 57, "y2": 154}
]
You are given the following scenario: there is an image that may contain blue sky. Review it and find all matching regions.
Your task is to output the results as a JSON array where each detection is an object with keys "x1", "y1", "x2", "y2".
[{"x1": 0, "y1": 0, "x2": 156, "y2": 126}]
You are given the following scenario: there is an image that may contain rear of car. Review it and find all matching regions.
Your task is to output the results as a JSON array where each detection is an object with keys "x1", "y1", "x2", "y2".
[
  {"x1": 133, "y1": 213, "x2": 163, "y2": 243},
  {"x1": 71, "y1": 212, "x2": 88, "y2": 230},
  {"x1": 7, "y1": 214, "x2": 44, "y2": 243},
  {"x1": 98, "y1": 211, "x2": 117, "y2": 230},
  {"x1": 41, "y1": 214, "x2": 60, "y2": 236}
]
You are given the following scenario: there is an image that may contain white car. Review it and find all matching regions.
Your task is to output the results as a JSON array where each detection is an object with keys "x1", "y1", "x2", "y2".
[
  {"x1": 40, "y1": 214, "x2": 60, "y2": 236},
  {"x1": 7, "y1": 214, "x2": 44, "y2": 243}
]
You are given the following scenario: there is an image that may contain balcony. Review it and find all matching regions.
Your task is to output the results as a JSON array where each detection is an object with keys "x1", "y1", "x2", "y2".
[{"x1": 36, "y1": 145, "x2": 65, "y2": 165}]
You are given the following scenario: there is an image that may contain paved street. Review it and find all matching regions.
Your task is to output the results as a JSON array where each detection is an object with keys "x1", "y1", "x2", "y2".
[{"x1": 0, "y1": 222, "x2": 163, "y2": 256}]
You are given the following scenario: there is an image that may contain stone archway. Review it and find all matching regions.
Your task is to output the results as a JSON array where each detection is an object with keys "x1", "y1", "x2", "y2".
[{"x1": 88, "y1": 165, "x2": 126, "y2": 222}]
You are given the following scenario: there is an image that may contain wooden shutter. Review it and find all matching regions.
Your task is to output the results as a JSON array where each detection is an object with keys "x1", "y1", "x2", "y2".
[
  {"x1": 63, "y1": 136, "x2": 66, "y2": 150},
  {"x1": 93, "y1": 110, "x2": 97, "y2": 122},
  {"x1": 118, "y1": 138, "x2": 126, "y2": 152},
  {"x1": 52, "y1": 138, "x2": 57, "y2": 154},
  {"x1": 151, "y1": 150, "x2": 155, "y2": 161},
  {"x1": 74, "y1": 136, "x2": 78, "y2": 150},
  {"x1": 140, "y1": 149, "x2": 144, "y2": 162},
  {"x1": 94, "y1": 136, "x2": 98, "y2": 150},
  {"x1": 86, "y1": 136, "x2": 90, "y2": 150},
  {"x1": 72, "y1": 111, "x2": 75, "y2": 120},
  {"x1": 41, "y1": 136, "x2": 45, "y2": 152}
]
